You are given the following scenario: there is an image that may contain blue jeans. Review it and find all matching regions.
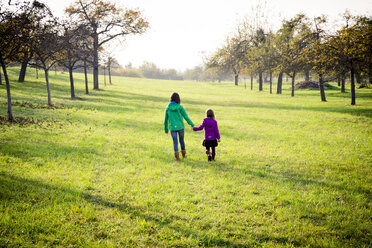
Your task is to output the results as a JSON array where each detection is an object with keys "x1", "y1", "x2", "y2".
[{"x1": 171, "y1": 129, "x2": 185, "y2": 152}]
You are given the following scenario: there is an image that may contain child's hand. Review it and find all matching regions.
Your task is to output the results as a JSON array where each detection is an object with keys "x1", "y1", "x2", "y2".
[
  {"x1": 165, "y1": 132, "x2": 168, "y2": 134},
  {"x1": 191, "y1": 127, "x2": 194, "y2": 131},
  {"x1": 218, "y1": 139, "x2": 221, "y2": 142}
]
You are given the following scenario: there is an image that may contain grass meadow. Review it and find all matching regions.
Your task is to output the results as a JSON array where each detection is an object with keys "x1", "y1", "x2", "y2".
[{"x1": 0, "y1": 67, "x2": 371, "y2": 247}]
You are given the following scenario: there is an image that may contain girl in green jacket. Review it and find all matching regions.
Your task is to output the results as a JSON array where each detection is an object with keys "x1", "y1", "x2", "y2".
[{"x1": 164, "y1": 92, "x2": 194, "y2": 161}]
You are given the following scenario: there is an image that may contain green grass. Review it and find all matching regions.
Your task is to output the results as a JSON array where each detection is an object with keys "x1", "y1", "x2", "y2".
[{"x1": 0, "y1": 67, "x2": 371, "y2": 247}]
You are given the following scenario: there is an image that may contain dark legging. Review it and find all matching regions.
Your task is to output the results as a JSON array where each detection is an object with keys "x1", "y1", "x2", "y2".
[{"x1": 206, "y1": 145, "x2": 216, "y2": 160}]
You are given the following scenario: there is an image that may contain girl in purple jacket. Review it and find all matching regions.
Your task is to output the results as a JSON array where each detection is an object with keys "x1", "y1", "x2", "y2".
[{"x1": 193, "y1": 109, "x2": 220, "y2": 161}]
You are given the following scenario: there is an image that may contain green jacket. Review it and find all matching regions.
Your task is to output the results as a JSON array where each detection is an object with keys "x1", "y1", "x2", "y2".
[{"x1": 164, "y1": 102, "x2": 194, "y2": 132}]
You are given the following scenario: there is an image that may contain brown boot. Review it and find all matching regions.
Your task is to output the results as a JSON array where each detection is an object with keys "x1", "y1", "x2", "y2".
[
  {"x1": 181, "y1": 150, "x2": 186, "y2": 158},
  {"x1": 174, "y1": 152, "x2": 180, "y2": 161}
]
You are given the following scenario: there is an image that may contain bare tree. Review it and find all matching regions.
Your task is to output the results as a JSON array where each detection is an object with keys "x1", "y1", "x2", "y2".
[
  {"x1": 66, "y1": 0, "x2": 149, "y2": 90},
  {"x1": 101, "y1": 50, "x2": 121, "y2": 85}
]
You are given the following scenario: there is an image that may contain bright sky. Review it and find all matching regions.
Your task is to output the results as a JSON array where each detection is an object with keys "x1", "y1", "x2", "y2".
[{"x1": 47, "y1": 0, "x2": 371, "y2": 72}]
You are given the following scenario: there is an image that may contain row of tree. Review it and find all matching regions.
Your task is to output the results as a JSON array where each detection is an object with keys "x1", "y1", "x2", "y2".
[
  {"x1": 113, "y1": 61, "x2": 183, "y2": 80},
  {"x1": 206, "y1": 12, "x2": 371, "y2": 105},
  {"x1": 0, "y1": 0, "x2": 149, "y2": 121},
  {"x1": 111, "y1": 62, "x2": 229, "y2": 81}
]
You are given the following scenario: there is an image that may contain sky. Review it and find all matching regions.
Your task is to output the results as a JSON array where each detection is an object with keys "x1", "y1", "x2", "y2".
[{"x1": 46, "y1": 0, "x2": 371, "y2": 72}]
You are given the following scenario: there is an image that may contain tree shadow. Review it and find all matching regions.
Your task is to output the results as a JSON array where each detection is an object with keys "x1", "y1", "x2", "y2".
[
  {"x1": 93, "y1": 90, "x2": 372, "y2": 119},
  {"x1": 214, "y1": 159, "x2": 371, "y2": 199},
  {"x1": 7, "y1": 76, "x2": 372, "y2": 119},
  {"x1": 0, "y1": 172, "x2": 247, "y2": 247}
]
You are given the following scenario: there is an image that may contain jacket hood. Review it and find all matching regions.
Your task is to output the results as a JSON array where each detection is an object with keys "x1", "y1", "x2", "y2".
[
  {"x1": 204, "y1": 118, "x2": 216, "y2": 125},
  {"x1": 167, "y1": 102, "x2": 180, "y2": 112}
]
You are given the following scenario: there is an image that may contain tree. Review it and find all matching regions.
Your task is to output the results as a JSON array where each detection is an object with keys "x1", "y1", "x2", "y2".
[
  {"x1": 18, "y1": 49, "x2": 32, "y2": 82},
  {"x1": 275, "y1": 14, "x2": 310, "y2": 97},
  {"x1": 78, "y1": 24, "x2": 93, "y2": 95},
  {"x1": 27, "y1": 2, "x2": 60, "y2": 105},
  {"x1": 163, "y1": 68, "x2": 182, "y2": 80},
  {"x1": 184, "y1": 66, "x2": 204, "y2": 81},
  {"x1": 66, "y1": 0, "x2": 149, "y2": 90},
  {"x1": 102, "y1": 53, "x2": 120, "y2": 84},
  {"x1": 207, "y1": 32, "x2": 248, "y2": 86},
  {"x1": 329, "y1": 13, "x2": 371, "y2": 105},
  {"x1": 57, "y1": 21, "x2": 92, "y2": 98},
  {"x1": 57, "y1": 22, "x2": 82, "y2": 98},
  {"x1": 303, "y1": 16, "x2": 332, "y2": 102},
  {"x1": 139, "y1": 61, "x2": 161, "y2": 79},
  {"x1": 249, "y1": 28, "x2": 279, "y2": 92},
  {"x1": 0, "y1": 9, "x2": 15, "y2": 121},
  {"x1": 12, "y1": 1, "x2": 46, "y2": 83},
  {"x1": 237, "y1": 2, "x2": 272, "y2": 91},
  {"x1": 0, "y1": 0, "x2": 34, "y2": 121}
]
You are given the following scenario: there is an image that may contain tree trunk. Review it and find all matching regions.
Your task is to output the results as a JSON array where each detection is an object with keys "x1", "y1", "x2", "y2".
[
  {"x1": 337, "y1": 75, "x2": 340, "y2": 87},
  {"x1": 277, "y1": 71, "x2": 283, "y2": 94},
  {"x1": 18, "y1": 51, "x2": 32, "y2": 82},
  {"x1": 18, "y1": 60, "x2": 28, "y2": 82},
  {"x1": 0, "y1": 52, "x2": 14, "y2": 121},
  {"x1": 250, "y1": 74, "x2": 253, "y2": 90},
  {"x1": 36, "y1": 67, "x2": 38, "y2": 79},
  {"x1": 108, "y1": 64, "x2": 112, "y2": 85},
  {"x1": 350, "y1": 66, "x2": 356, "y2": 105},
  {"x1": 341, "y1": 74, "x2": 346, "y2": 93},
  {"x1": 259, "y1": 72, "x2": 263, "y2": 91},
  {"x1": 84, "y1": 59, "x2": 89, "y2": 95},
  {"x1": 93, "y1": 32, "x2": 99, "y2": 90},
  {"x1": 305, "y1": 70, "x2": 310, "y2": 81},
  {"x1": 269, "y1": 70, "x2": 272, "y2": 94},
  {"x1": 0, "y1": 67, "x2": 2, "y2": 85},
  {"x1": 104, "y1": 65, "x2": 106, "y2": 86},
  {"x1": 44, "y1": 69, "x2": 52, "y2": 106},
  {"x1": 69, "y1": 66, "x2": 75, "y2": 99},
  {"x1": 319, "y1": 73, "x2": 326, "y2": 102},
  {"x1": 234, "y1": 74, "x2": 239, "y2": 86},
  {"x1": 291, "y1": 71, "x2": 296, "y2": 97},
  {"x1": 355, "y1": 71, "x2": 361, "y2": 84}
]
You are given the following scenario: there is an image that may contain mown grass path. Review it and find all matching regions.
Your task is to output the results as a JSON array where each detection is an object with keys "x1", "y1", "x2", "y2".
[{"x1": 0, "y1": 68, "x2": 371, "y2": 247}]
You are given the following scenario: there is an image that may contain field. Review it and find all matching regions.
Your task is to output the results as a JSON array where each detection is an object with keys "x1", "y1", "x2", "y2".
[{"x1": 0, "y1": 68, "x2": 371, "y2": 247}]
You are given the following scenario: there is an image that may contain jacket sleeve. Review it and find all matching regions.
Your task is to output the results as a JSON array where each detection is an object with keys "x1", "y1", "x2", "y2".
[
  {"x1": 193, "y1": 120, "x2": 204, "y2": 131},
  {"x1": 164, "y1": 109, "x2": 169, "y2": 132},
  {"x1": 180, "y1": 105, "x2": 194, "y2": 127},
  {"x1": 215, "y1": 121, "x2": 220, "y2": 140}
]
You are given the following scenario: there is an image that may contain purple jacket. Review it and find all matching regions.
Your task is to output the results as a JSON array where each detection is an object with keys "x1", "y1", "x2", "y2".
[{"x1": 193, "y1": 118, "x2": 220, "y2": 140}]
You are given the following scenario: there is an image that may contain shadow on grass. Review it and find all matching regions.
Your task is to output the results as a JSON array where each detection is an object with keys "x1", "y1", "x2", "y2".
[
  {"x1": 0, "y1": 172, "x2": 249, "y2": 247},
  {"x1": 215, "y1": 160, "x2": 371, "y2": 199},
  {"x1": 6, "y1": 77, "x2": 372, "y2": 119},
  {"x1": 93, "y1": 90, "x2": 372, "y2": 119}
]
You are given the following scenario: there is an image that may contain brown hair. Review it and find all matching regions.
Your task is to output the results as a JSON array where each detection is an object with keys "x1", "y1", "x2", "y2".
[
  {"x1": 206, "y1": 109, "x2": 215, "y2": 119},
  {"x1": 170, "y1": 92, "x2": 180, "y2": 104}
]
